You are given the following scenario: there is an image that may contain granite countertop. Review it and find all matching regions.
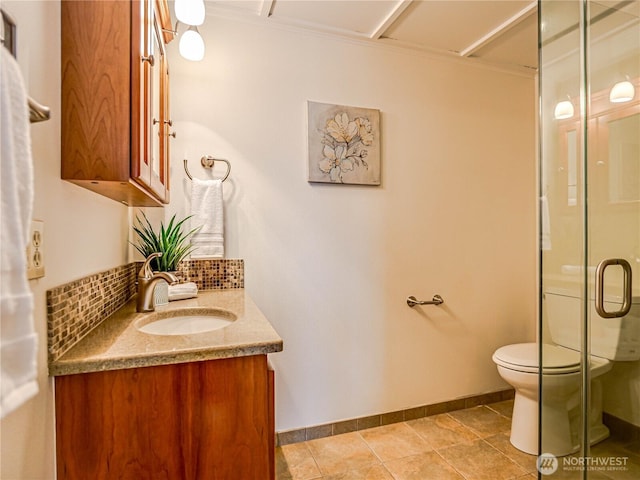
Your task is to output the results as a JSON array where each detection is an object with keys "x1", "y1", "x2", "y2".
[{"x1": 49, "y1": 289, "x2": 283, "y2": 376}]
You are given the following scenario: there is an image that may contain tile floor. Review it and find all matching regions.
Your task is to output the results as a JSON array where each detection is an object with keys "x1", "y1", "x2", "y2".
[{"x1": 275, "y1": 400, "x2": 640, "y2": 480}]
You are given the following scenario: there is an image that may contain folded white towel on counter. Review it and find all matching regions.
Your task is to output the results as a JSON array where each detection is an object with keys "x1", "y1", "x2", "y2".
[
  {"x1": 0, "y1": 49, "x2": 38, "y2": 419},
  {"x1": 190, "y1": 178, "x2": 224, "y2": 259},
  {"x1": 168, "y1": 282, "x2": 198, "y2": 301}
]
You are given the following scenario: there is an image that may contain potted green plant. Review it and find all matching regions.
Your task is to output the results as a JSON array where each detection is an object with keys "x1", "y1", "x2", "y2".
[{"x1": 131, "y1": 212, "x2": 199, "y2": 304}]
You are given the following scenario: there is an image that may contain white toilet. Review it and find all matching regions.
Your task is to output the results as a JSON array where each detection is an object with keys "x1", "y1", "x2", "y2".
[{"x1": 493, "y1": 287, "x2": 640, "y2": 456}]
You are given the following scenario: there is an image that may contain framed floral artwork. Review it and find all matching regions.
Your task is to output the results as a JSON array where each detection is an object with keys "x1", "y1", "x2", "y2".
[{"x1": 307, "y1": 101, "x2": 381, "y2": 185}]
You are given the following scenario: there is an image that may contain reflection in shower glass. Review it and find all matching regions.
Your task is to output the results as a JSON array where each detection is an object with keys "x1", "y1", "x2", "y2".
[
  {"x1": 608, "y1": 113, "x2": 639, "y2": 203},
  {"x1": 567, "y1": 129, "x2": 577, "y2": 206},
  {"x1": 539, "y1": 1, "x2": 640, "y2": 479}
]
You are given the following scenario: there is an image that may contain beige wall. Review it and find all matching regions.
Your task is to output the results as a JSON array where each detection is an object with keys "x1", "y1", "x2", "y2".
[
  {"x1": 0, "y1": 2, "x2": 130, "y2": 479},
  {"x1": 165, "y1": 17, "x2": 538, "y2": 431}
]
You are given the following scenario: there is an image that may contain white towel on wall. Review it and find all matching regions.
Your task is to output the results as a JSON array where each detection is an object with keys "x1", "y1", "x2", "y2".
[
  {"x1": 190, "y1": 178, "x2": 224, "y2": 258},
  {"x1": 0, "y1": 48, "x2": 38, "y2": 418}
]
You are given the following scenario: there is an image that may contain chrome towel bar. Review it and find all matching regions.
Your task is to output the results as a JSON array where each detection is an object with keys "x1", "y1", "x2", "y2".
[
  {"x1": 28, "y1": 96, "x2": 51, "y2": 123},
  {"x1": 407, "y1": 295, "x2": 444, "y2": 307},
  {"x1": 183, "y1": 156, "x2": 231, "y2": 182},
  {"x1": 2, "y1": 8, "x2": 51, "y2": 124}
]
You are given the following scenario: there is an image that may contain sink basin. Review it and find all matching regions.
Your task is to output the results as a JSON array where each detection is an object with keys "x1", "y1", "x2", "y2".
[{"x1": 137, "y1": 308, "x2": 236, "y2": 336}]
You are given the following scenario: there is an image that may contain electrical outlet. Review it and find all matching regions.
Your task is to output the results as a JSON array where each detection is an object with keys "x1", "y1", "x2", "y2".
[{"x1": 27, "y1": 220, "x2": 45, "y2": 280}]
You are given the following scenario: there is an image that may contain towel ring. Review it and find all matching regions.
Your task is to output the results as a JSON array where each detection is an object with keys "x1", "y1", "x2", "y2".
[{"x1": 183, "y1": 156, "x2": 231, "y2": 182}]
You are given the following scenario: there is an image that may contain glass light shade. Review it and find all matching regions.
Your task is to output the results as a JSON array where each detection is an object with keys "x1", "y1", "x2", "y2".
[
  {"x1": 179, "y1": 27, "x2": 205, "y2": 61},
  {"x1": 554, "y1": 100, "x2": 574, "y2": 120},
  {"x1": 609, "y1": 81, "x2": 635, "y2": 103},
  {"x1": 175, "y1": 0, "x2": 205, "y2": 26}
]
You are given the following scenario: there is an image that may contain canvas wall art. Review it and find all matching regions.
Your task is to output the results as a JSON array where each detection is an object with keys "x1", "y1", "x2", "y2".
[{"x1": 307, "y1": 101, "x2": 381, "y2": 185}]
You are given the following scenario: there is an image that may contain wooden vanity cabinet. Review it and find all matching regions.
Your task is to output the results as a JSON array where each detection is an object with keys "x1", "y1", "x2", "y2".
[
  {"x1": 55, "y1": 355, "x2": 276, "y2": 480},
  {"x1": 61, "y1": 0, "x2": 173, "y2": 206}
]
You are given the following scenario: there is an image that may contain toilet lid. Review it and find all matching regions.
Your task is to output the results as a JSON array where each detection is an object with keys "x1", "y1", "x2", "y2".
[{"x1": 493, "y1": 343, "x2": 581, "y2": 374}]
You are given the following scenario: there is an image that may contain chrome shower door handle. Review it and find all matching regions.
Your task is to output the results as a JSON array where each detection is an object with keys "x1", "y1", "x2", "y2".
[{"x1": 595, "y1": 258, "x2": 632, "y2": 318}]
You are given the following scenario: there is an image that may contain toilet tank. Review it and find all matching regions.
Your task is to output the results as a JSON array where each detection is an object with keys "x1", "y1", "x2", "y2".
[{"x1": 545, "y1": 287, "x2": 640, "y2": 361}]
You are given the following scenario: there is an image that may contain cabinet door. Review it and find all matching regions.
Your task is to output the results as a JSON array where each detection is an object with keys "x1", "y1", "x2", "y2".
[
  {"x1": 155, "y1": 0, "x2": 173, "y2": 202},
  {"x1": 132, "y1": 0, "x2": 169, "y2": 203},
  {"x1": 131, "y1": 0, "x2": 150, "y2": 191},
  {"x1": 594, "y1": 104, "x2": 640, "y2": 206},
  {"x1": 55, "y1": 356, "x2": 272, "y2": 479},
  {"x1": 156, "y1": 36, "x2": 171, "y2": 202}
]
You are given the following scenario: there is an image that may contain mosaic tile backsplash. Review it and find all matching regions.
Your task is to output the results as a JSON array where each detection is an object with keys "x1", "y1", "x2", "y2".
[
  {"x1": 47, "y1": 259, "x2": 244, "y2": 363},
  {"x1": 176, "y1": 259, "x2": 244, "y2": 290},
  {"x1": 47, "y1": 263, "x2": 138, "y2": 363}
]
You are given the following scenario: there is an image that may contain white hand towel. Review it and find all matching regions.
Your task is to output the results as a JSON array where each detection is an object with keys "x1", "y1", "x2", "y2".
[
  {"x1": 190, "y1": 178, "x2": 224, "y2": 258},
  {"x1": 0, "y1": 48, "x2": 38, "y2": 418},
  {"x1": 540, "y1": 195, "x2": 551, "y2": 251},
  {"x1": 168, "y1": 282, "x2": 198, "y2": 301}
]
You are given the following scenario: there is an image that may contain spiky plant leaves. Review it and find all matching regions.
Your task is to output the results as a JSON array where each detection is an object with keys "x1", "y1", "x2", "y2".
[{"x1": 131, "y1": 212, "x2": 200, "y2": 271}]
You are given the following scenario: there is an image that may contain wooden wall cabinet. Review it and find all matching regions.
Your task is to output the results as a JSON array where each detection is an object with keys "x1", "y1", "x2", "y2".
[
  {"x1": 62, "y1": 0, "x2": 174, "y2": 206},
  {"x1": 55, "y1": 355, "x2": 276, "y2": 480}
]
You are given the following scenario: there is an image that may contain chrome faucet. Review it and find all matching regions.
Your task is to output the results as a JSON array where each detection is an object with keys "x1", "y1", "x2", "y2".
[{"x1": 136, "y1": 253, "x2": 179, "y2": 313}]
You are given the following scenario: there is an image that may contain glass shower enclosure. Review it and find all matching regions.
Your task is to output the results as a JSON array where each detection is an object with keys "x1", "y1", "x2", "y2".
[{"x1": 538, "y1": 0, "x2": 639, "y2": 478}]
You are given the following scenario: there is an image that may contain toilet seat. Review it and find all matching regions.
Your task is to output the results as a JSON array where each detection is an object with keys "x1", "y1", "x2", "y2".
[{"x1": 493, "y1": 343, "x2": 582, "y2": 375}]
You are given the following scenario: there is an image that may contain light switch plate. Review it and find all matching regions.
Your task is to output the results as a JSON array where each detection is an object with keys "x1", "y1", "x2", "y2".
[{"x1": 27, "y1": 220, "x2": 45, "y2": 280}]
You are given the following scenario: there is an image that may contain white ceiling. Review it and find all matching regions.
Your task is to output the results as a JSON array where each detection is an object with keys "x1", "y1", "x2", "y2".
[
  {"x1": 205, "y1": 0, "x2": 539, "y2": 75},
  {"x1": 203, "y1": 1, "x2": 640, "y2": 76}
]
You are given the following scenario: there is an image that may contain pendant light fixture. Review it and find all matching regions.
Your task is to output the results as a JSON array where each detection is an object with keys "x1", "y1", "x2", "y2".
[
  {"x1": 170, "y1": 0, "x2": 206, "y2": 61},
  {"x1": 174, "y1": 0, "x2": 205, "y2": 26},
  {"x1": 609, "y1": 80, "x2": 635, "y2": 103},
  {"x1": 554, "y1": 99, "x2": 574, "y2": 120},
  {"x1": 179, "y1": 25, "x2": 205, "y2": 62}
]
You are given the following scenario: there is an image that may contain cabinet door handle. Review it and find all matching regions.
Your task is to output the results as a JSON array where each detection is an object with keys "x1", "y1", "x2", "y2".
[
  {"x1": 141, "y1": 54, "x2": 155, "y2": 66},
  {"x1": 164, "y1": 119, "x2": 173, "y2": 127},
  {"x1": 152, "y1": 118, "x2": 160, "y2": 125},
  {"x1": 169, "y1": 131, "x2": 176, "y2": 138}
]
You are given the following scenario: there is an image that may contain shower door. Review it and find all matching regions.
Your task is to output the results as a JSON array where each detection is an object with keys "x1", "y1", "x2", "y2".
[{"x1": 539, "y1": 0, "x2": 639, "y2": 478}]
